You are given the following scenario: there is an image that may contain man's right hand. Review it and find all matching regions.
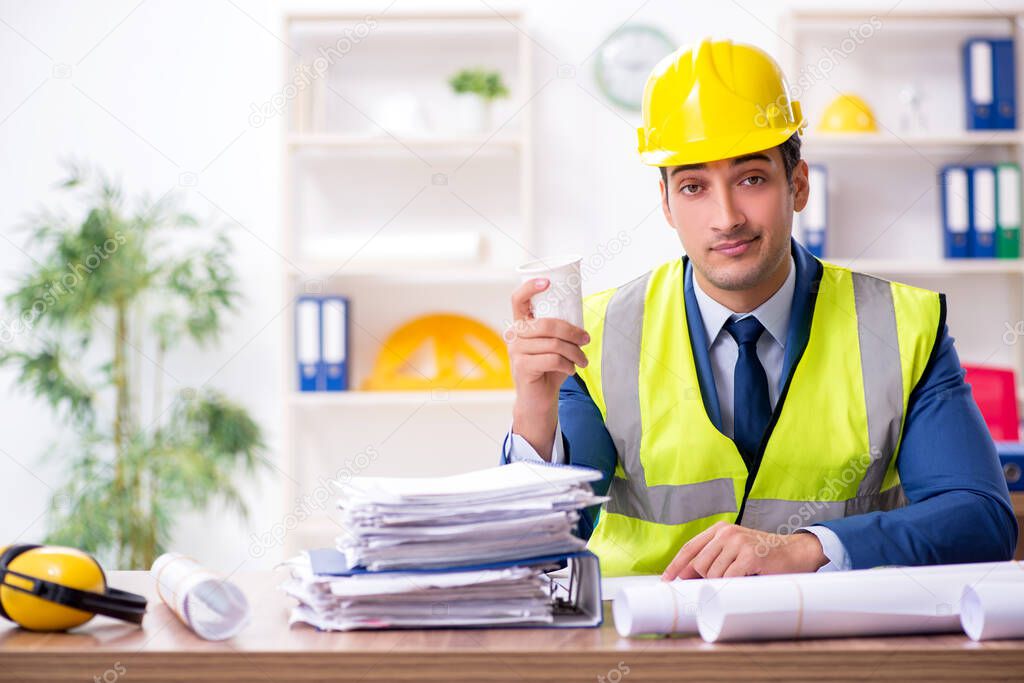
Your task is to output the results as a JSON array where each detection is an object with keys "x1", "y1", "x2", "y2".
[{"x1": 506, "y1": 278, "x2": 590, "y2": 459}]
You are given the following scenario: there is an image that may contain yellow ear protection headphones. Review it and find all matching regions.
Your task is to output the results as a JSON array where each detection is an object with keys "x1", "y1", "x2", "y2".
[{"x1": 0, "y1": 544, "x2": 147, "y2": 631}]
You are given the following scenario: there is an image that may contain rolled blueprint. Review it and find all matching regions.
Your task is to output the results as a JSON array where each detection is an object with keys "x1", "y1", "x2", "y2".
[
  {"x1": 151, "y1": 553, "x2": 251, "y2": 640},
  {"x1": 614, "y1": 572, "x2": 814, "y2": 637},
  {"x1": 612, "y1": 560, "x2": 1024, "y2": 640},
  {"x1": 613, "y1": 579, "x2": 704, "y2": 637},
  {"x1": 960, "y1": 581, "x2": 1024, "y2": 641},
  {"x1": 698, "y1": 561, "x2": 1024, "y2": 642}
]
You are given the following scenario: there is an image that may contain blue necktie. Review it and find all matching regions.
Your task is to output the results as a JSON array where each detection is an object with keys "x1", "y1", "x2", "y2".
[{"x1": 725, "y1": 315, "x2": 771, "y2": 470}]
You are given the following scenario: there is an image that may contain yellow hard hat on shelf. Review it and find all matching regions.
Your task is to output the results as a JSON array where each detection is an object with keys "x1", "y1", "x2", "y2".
[
  {"x1": 818, "y1": 93, "x2": 878, "y2": 133},
  {"x1": 637, "y1": 37, "x2": 806, "y2": 167},
  {"x1": 362, "y1": 314, "x2": 512, "y2": 391}
]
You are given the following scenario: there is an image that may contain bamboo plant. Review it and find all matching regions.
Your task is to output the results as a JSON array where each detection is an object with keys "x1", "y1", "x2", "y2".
[{"x1": 1, "y1": 165, "x2": 265, "y2": 569}]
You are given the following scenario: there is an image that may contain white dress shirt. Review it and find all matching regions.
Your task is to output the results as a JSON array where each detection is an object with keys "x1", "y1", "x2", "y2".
[{"x1": 504, "y1": 255, "x2": 850, "y2": 571}]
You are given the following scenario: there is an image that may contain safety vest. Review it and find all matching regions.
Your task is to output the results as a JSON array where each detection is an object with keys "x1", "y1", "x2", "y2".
[{"x1": 575, "y1": 256, "x2": 943, "y2": 576}]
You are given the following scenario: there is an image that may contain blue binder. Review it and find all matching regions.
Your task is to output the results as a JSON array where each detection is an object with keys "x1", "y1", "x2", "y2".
[
  {"x1": 307, "y1": 548, "x2": 604, "y2": 629},
  {"x1": 800, "y1": 164, "x2": 828, "y2": 258},
  {"x1": 971, "y1": 165, "x2": 998, "y2": 258},
  {"x1": 320, "y1": 296, "x2": 350, "y2": 391},
  {"x1": 940, "y1": 165, "x2": 972, "y2": 258},
  {"x1": 963, "y1": 37, "x2": 1016, "y2": 130},
  {"x1": 996, "y1": 441, "x2": 1024, "y2": 491},
  {"x1": 295, "y1": 296, "x2": 321, "y2": 392}
]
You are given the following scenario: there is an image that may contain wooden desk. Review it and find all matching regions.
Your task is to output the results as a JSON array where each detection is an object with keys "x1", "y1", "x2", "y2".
[{"x1": 2, "y1": 571, "x2": 1024, "y2": 682}]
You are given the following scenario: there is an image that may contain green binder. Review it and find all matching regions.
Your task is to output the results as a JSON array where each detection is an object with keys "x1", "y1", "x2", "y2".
[{"x1": 996, "y1": 162, "x2": 1021, "y2": 259}]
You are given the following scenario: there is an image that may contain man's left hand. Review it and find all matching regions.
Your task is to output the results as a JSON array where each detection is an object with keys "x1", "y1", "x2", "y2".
[{"x1": 661, "y1": 522, "x2": 828, "y2": 580}]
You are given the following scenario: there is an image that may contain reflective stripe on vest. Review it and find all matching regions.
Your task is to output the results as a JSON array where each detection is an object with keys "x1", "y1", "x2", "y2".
[
  {"x1": 740, "y1": 485, "x2": 907, "y2": 533},
  {"x1": 852, "y1": 272, "x2": 904, "y2": 498},
  {"x1": 600, "y1": 267, "x2": 908, "y2": 527},
  {"x1": 575, "y1": 257, "x2": 941, "y2": 575},
  {"x1": 601, "y1": 268, "x2": 739, "y2": 524}
]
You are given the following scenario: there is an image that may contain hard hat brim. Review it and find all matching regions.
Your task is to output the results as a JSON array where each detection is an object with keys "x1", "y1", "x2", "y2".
[{"x1": 639, "y1": 123, "x2": 803, "y2": 168}]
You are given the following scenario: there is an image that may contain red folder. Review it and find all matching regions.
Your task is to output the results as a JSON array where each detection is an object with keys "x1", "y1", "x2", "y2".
[{"x1": 963, "y1": 364, "x2": 1020, "y2": 441}]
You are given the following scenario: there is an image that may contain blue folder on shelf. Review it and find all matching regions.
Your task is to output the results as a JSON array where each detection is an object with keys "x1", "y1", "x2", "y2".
[
  {"x1": 307, "y1": 548, "x2": 604, "y2": 629},
  {"x1": 940, "y1": 165, "x2": 973, "y2": 258},
  {"x1": 971, "y1": 165, "x2": 998, "y2": 258},
  {"x1": 800, "y1": 164, "x2": 828, "y2": 258},
  {"x1": 295, "y1": 296, "x2": 321, "y2": 392},
  {"x1": 963, "y1": 37, "x2": 1017, "y2": 130},
  {"x1": 320, "y1": 296, "x2": 350, "y2": 391}
]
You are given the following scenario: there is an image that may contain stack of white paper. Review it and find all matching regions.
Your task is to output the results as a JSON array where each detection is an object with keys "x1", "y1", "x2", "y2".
[
  {"x1": 334, "y1": 462, "x2": 607, "y2": 571},
  {"x1": 282, "y1": 462, "x2": 607, "y2": 631},
  {"x1": 282, "y1": 553, "x2": 561, "y2": 631}
]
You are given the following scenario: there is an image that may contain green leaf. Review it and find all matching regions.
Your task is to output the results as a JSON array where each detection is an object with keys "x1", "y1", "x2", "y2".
[{"x1": 0, "y1": 344, "x2": 95, "y2": 424}]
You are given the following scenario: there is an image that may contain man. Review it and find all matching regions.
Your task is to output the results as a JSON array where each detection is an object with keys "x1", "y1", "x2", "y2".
[{"x1": 501, "y1": 38, "x2": 1018, "y2": 578}]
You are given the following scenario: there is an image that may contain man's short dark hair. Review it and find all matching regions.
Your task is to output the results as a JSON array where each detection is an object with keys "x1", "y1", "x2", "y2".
[{"x1": 659, "y1": 133, "x2": 803, "y2": 198}]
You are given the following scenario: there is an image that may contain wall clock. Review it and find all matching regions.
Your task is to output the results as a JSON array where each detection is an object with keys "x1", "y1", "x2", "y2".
[{"x1": 594, "y1": 24, "x2": 676, "y2": 111}]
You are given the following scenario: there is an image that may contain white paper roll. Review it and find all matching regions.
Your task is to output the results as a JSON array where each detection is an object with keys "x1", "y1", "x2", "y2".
[
  {"x1": 698, "y1": 562, "x2": 1024, "y2": 643},
  {"x1": 614, "y1": 573, "x2": 801, "y2": 637},
  {"x1": 610, "y1": 560, "x2": 1024, "y2": 641},
  {"x1": 961, "y1": 581, "x2": 1024, "y2": 641},
  {"x1": 151, "y1": 553, "x2": 251, "y2": 641},
  {"x1": 613, "y1": 580, "x2": 703, "y2": 637}
]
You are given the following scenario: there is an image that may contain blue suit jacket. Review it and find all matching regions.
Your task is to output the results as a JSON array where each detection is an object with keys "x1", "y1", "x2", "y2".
[{"x1": 530, "y1": 240, "x2": 1018, "y2": 569}]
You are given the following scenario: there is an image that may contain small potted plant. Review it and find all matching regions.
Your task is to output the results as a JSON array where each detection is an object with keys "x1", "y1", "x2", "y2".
[{"x1": 448, "y1": 68, "x2": 509, "y2": 133}]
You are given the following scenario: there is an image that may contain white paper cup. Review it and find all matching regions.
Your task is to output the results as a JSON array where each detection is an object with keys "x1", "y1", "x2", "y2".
[{"x1": 516, "y1": 255, "x2": 584, "y2": 329}]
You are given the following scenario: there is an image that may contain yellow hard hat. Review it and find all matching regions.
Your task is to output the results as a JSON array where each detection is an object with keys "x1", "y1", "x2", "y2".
[
  {"x1": 818, "y1": 93, "x2": 878, "y2": 133},
  {"x1": 362, "y1": 313, "x2": 512, "y2": 391},
  {"x1": 637, "y1": 38, "x2": 806, "y2": 167}
]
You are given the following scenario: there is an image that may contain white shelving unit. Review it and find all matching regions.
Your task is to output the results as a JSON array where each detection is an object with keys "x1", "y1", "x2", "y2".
[
  {"x1": 782, "y1": 7, "x2": 1024, "y2": 382},
  {"x1": 287, "y1": 133, "x2": 525, "y2": 150},
  {"x1": 288, "y1": 389, "x2": 515, "y2": 407},
  {"x1": 802, "y1": 130, "x2": 1024, "y2": 153},
  {"x1": 279, "y1": 7, "x2": 531, "y2": 555}
]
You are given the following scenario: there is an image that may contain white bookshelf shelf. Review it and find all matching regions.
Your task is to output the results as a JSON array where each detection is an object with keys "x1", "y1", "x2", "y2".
[
  {"x1": 287, "y1": 133, "x2": 524, "y2": 157},
  {"x1": 786, "y1": 9, "x2": 1015, "y2": 26},
  {"x1": 803, "y1": 131, "x2": 1023, "y2": 153},
  {"x1": 289, "y1": 16, "x2": 523, "y2": 38},
  {"x1": 289, "y1": 389, "x2": 515, "y2": 407},
  {"x1": 286, "y1": 263, "x2": 520, "y2": 284},
  {"x1": 830, "y1": 258, "x2": 1024, "y2": 276}
]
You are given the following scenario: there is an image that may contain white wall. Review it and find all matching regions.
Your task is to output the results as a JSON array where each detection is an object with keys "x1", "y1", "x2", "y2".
[
  {"x1": 0, "y1": 0, "x2": 284, "y2": 570},
  {"x1": 0, "y1": 0, "x2": 998, "y2": 570}
]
